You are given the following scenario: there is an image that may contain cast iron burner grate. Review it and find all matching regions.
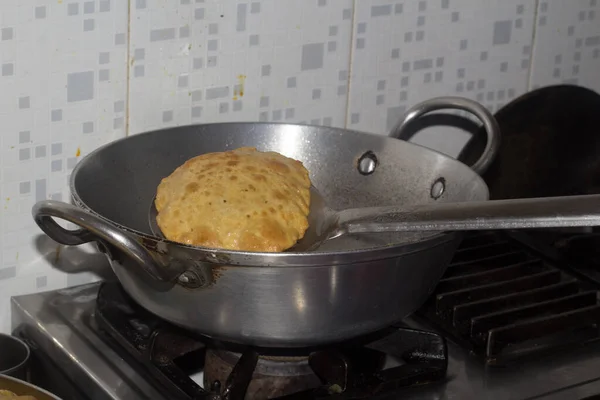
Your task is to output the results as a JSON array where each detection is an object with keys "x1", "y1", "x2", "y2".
[
  {"x1": 417, "y1": 232, "x2": 600, "y2": 366},
  {"x1": 94, "y1": 282, "x2": 448, "y2": 400}
]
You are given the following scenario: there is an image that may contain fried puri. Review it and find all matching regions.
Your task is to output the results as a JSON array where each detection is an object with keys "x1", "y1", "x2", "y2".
[{"x1": 155, "y1": 147, "x2": 311, "y2": 252}]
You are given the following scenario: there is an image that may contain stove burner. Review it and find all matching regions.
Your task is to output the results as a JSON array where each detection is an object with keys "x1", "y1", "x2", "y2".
[
  {"x1": 94, "y1": 282, "x2": 448, "y2": 399},
  {"x1": 418, "y1": 232, "x2": 600, "y2": 365}
]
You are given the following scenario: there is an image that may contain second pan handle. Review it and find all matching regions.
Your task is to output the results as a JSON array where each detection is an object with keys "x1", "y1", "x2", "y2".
[{"x1": 389, "y1": 96, "x2": 501, "y2": 175}]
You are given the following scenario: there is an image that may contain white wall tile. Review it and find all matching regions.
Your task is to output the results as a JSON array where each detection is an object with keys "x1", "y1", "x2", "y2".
[
  {"x1": 347, "y1": 0, "x2": 535, "y2": 158},
  {"x1": 529, "y1": 0, "x2": 600, "y2": 91},
  {"x1": 128, "y1": 0, "x2": 354, "y2": 134},
  {"x1": 0, "y1": 0, "x2": 128, "y2": 333}
]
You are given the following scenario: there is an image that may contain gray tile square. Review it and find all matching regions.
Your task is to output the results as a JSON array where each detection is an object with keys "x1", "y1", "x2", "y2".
[
  {"x1": 35, "y1": 145, "x2": 46, "y2": 158},
  {"x1": 51, "y1": 143, "x2": 62, "y2": 156},
  {"x1": 195, "y1": 8, "x2": 205, "y2": 19},
  {"x1": 394, "y1": 4, "x2": 403, "y2": 14},
  {"x1": 391, "y1": 48, "x2": 400, "y2": 59},
  {"x1": 493, "y1": 20, "x2": 512, "y2": 45},
  {"x1": 342, "y1": 8, "x2": 352, "y2": 19},
  {"x1": 191, "y1": 90, "x2": 202, "y2": 101},
  {"x1": 68, "y1": 3, "x2": 79, "y2": 15},
  {"x1": 233, "y1": 100, "x2": 243, "y2": 112},
  {"x1": 19, "y1": 97, "x2": 30, "y2": 109},
  {"x1": 35, "y1": 6, "x2": 46, "y2": 19},
  {"x1": 136, "y1": 0, "x2": 146, "y2": 9},
  {"x1": 36, "y1": 276, "x2": 48, "y2": 289},
  {"x1": 249, "y1": 35, "x2": 259, "y2": 46},
  {"x1": 424, "y1": 72, "x2": 432, "y2": 83},
  {"x1": 377, "y1": 80, "x2": 386, "y2": 90},
  {"x1": 401, "y1": 76, "x2": 409, "y2": 87},
  {"x1": 285, "y1": 108, "x2": 294, "y2": 119},
  {"x1": 193, "y1": 57, "x2": 203, "y2": 69},
  {"x1": 357, "y1": 23, "x2": 367, "y2": 34},
  {"x1": 191, "y1": 106, "x2": 202, "y2": 118},
  {"x1": 500, "y1": 61, "x2": 508, "y2": 72},
  {"x1": 206, "y1": 39, "x2": 219, "y2": 51},
  {"x1": 460, "y1": 39, "x2": 468, "y2": 50},
  {"x1": 301, "y1": 43, "x2": 324, "y2": 70},
  {"x1": 477, "y1": 79, "x2": 485, "y2": 89},
  {"x1": 20, "y1": 181, "x2": 30, "y2": 194},
  {"x1": 312, "y1": 88, "x2": 321, "y2": 100},
  {"x1": 376, "y1": 94, "x2": 385, "y2": 105},
  {"x1": 404, "y1": 32, "x2": 413, "y2": 43},
  {"x1": 272, "y1": 109, "x2": 282, "y2": 120},
  {"x1": 179, "y1": 26, "x2": 190, "y2": 38},
  {"x1": 328, "y1": 41, "x2": 337, "y2": 52},
  {"x1": 323, "y1": 117, "x2": 332, "y2": 126},
  {"x1": 451, "y1": 11, "x2": 459, "y2": 22},
  {"x1": 338, "y1": 70, "x2": 348, "y2": 81},
  {"x1": 178, "y1": 75, "x2": 189, "y2": 87},
  {"x1": 371, "y1": 5, "x2": 390, "y2": 16},
  {"x1": 219, "y1": 102, "x2": 228, "y2": 113},
  {"x1": 83, "y1": 121, "x2": 94, "y2": 133},
  {"x1": 19, "y1": 148, "x2": 30, "y2": 161},
  {"x1": 134, "y1": 65, "x2": 144, "y2": 77},
  {"x1": 2, "y1": 63, "x2": 14, "y2": 76},
  {"x1": 115, "y1": 33, "x2": 126, "y2": 45},
  {"x1": 99, "y1": 52, "x2": 110, "y2": 64},
  {"x1": 67, "y1": 157, "x2": 78, "y2": 169},
  {"x1": 1, "y1": 28, "x2": 13, "y2": 41},
  {"x1": 209, "y1": 23, "x2": 218, "y2": 35},
  {"x1": 351, "y1": 113, "x2": 359, "y2": 124},
  {"x1": 417, "y1": 16, "x2": 425, "y2": 26},
  {"x1": 287, "y1": 77, "x2": 297, "y2": 88},
  {"x1": 134, "y1": 49, "x2": 145, "y2": 61},
  {"x1": 515, "y1": 18, "x2": 522, "y2": 28},
  {"x1": 163, "y1": 110, "x2": 173, "y2": 122},
  {"x1": 84, "y1": 1, "x2": 95, "y2": 13},
  {"x1": 329, "y1": 26, "x2": 338, "y2": 36},
  {"x1": 260, "y1": 96, "x2": 269, "y2": 107},
  {"x1": 19, "y1": 131, "x2": 30, "y2": 144},
  {"x1": 51, "y1": 109, "x2": 62, "y2": 121},
  {"x1": 114, "y1": 117, "x2": 124, "y2": 129},
  {"x1": 261, "y1": 64, "x2": 271, "y2": 76},
  {"x1": 114, "y1": 101, "x2": 124, "y2": 112},
  {"x1": 480, "y1": 51, "x2": 488, "y2": 61},
  {"x1": 0, "y1": 267, "x2": 16, "y2": 280},
  {"x1": 251, "y1": 2, "x2": 261, "y2": 13},
  {"x1": 98, "y1": 69, "x2": 109, "y2": 81},
  {"x1": 83, "y1": 19, "x2": 95, "y2": 31},
  {"x1": 99, "y1": 0, "x2": 110, "y2": 12},
  {"x1": 259, "y1": 111, "x2": 268, "y2": 122},
  {"x1": 435, "y1": 71, "x2": 443, "y2": 82},
  {"x1": 457, "y1": 68, "x2": 465, "y2": 78},
  {"x1": 207, "y1": 56, "x2": 217, "y2": 67},
  {"x1": 416, "y1": 31, "x2": 424, "y2": 41},
  {"x1": 517, "y1": 4, "x2": 524, "y2": 14},
  {"x1": 418, "y1": 1, "x2": 426, "y2": 11},
  {"x1": 337, "y1": 85, "x2": 347, "y2": 96}
]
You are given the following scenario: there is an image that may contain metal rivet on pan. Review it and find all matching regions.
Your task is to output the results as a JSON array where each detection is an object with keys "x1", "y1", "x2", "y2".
[
  {"x1": 357, "y1": 151, "x2": 378, "y2": 175},
  {"x1": 178, "y1": 270, "x2": 205, "y2": 288},
  {"x1": 431, "y1": 178, "x2": 446, "y2": 199}
]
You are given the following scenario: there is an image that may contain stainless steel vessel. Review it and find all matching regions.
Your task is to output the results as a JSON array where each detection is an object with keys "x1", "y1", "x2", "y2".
[{"x1": 31, "y1": 97, "x2": 499, "y2": 347}]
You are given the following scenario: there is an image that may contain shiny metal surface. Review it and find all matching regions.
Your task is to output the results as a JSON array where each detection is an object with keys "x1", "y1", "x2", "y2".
[
  {"x1": 331, "y1": 193, "x2": 600, "y2": 239},
  {"x1": 31, "y1": 97, "x2": 496, "y2": 346},
  {"x1": 390, "y1": 96, "x2": 501, "y2": 175},
  {"x1": 12, "y1": 283, "x2": 600, "y2": 400}
]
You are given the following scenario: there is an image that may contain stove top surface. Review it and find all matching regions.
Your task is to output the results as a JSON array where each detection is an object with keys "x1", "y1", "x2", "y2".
[{"x1": 11, "y1": 232, "x2": 600, "y2": 400}]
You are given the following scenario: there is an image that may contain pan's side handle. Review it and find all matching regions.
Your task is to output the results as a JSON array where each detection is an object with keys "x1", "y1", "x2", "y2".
[
  {"x1": 389, "y1": 96, "x2": 501, "y2": 175},
  {"x1": 32, "y1": 200, "x2": 176, "y2": 283}
]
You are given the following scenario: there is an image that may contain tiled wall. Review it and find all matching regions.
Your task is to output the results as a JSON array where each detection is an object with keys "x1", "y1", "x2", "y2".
[{"x1": 1, "y1": 0, "x2": 599, "y2": 333}]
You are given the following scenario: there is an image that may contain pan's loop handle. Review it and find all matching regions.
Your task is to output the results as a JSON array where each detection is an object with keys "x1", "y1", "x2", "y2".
[
  {"x1": 32, "y1": 200, "x2": 172, "y2": 283},
  {"x1": 389, "y1": 96, "x2": 501, "y2": 175}
]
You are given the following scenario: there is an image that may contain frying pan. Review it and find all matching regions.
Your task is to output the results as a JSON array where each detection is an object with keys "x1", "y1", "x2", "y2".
[{"x1": 31, "y1": 96, "x2": 500, "y2": 347}]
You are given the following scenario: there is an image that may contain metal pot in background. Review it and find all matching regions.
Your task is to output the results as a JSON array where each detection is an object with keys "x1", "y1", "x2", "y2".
[
  {"x1": 0, "y1": 374, "x2": 62, "y2": 400},
  {"x1": 0, "y1": 333, "x2": 30, "y2": 381}
]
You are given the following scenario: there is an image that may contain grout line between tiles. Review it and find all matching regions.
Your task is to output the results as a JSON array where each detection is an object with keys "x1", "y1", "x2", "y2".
[
  {"x1": 125, "y1": 0, "x2": 132, "y2": 137},
  {"x1": 343, "y1": 0, "x2": 358, "y2": 129},
  {"x1": 526, "y1": 0, "x2": 541, "y2": 91}
]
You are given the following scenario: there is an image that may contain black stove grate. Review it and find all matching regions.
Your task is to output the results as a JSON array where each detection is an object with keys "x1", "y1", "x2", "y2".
[
  {"x1": 418, "y1": 232, "x2": 600, "y2": 365},
  {"x1": 95, "y1": 282, "x2": 448, "y2": 400}
]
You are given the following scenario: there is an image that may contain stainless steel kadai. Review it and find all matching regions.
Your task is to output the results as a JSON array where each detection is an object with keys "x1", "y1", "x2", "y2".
[{"x1": 31, "y1": 97, "x2": 503, "y2": 347}]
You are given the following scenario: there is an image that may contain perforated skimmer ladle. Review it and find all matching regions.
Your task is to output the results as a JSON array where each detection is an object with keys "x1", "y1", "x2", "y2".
[
  {"x1": 149, "y1": 188, "x2": 600, "y2": 252},
  {"x1": 291, "y1": 187, "x2": 600, "y2": 251}
]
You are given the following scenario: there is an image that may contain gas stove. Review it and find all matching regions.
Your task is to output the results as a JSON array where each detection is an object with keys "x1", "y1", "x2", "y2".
[{"x1": 12, "y1": 232, "x2": 600, "y2": 399}]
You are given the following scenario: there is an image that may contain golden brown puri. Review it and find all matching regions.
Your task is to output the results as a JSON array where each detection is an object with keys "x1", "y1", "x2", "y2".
[
  {"x1": 0, "y1": 390, "x2": 38, "y2": 399},
  {"x1": 155, "y1": 147, "x2": 311, "y2": 252}
]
